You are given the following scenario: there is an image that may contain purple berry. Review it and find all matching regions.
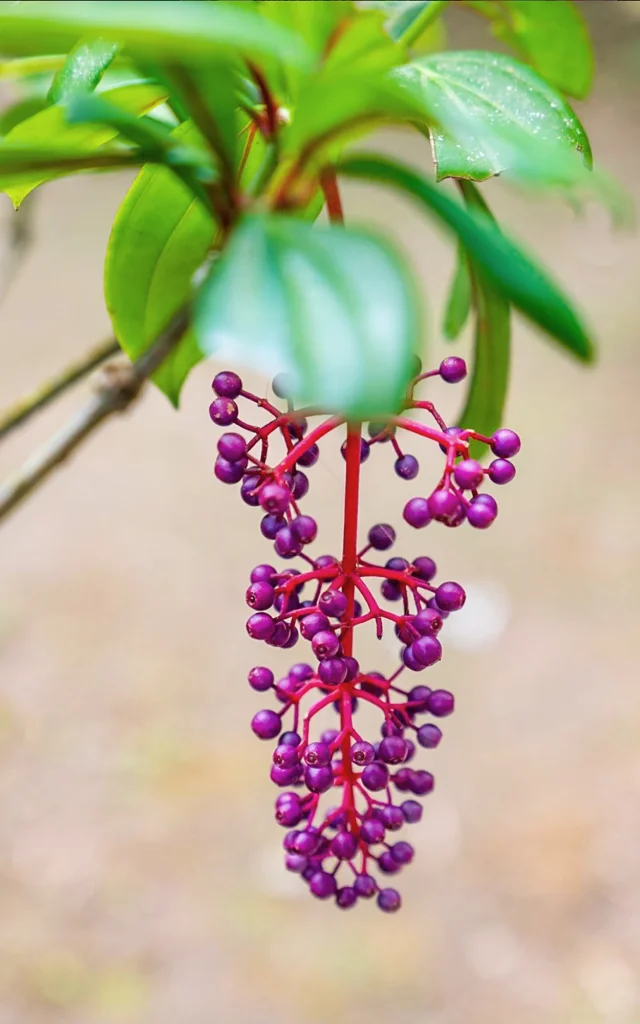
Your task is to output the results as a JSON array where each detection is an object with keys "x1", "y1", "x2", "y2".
[
  {"x1": 245, "y1": 581, "x2": 275, "y2": 610},
  {"x1": 467, "y1": 494, "x2": 498, "y2": 529},
  {"x1": 318, "y1": 657, "x2": 348, "y2": 685},
  {"x1": 289, "y1": 663, "x2": 314, "y2": 683},
  {"x1": 412, "y1": 556, "x2": 437, "y2": 582},
  {"x1": 275, "y1": 793, "x2": 303, "y2": 826},
  {"x1": 309, "y1": 871, "x2": 337, "y2": 899},
  {"x1": 402, "y1": 646, "x2": 423, "y2": 672},
  {"x1": 298, "y1": 443, "x2": 320, "y2": 468},
  {"x1": 311, "y1": 629, "x2": 340, "y2": 660},
  {"x1": 250, "y1": 563, "x2": 277, "y2": 584},
  {"x1": 260, "y1": 514, "x2": 286, "y2": 539},
  {"x1": 217, "y1": 432, "x2": 247, "y2": 462},
  {"x1": 411, "y1": 635, "x2": 442, "y2": 668},
  {"x1": 362, "y1": 762, "x2": 389, "y2": 791},
  {"x1": 378, "y1": 850, "x2": 400, "y2": 874},
  {"x1": 491, "y1": 428, "x2": 521, "y2": 458},
  {"x1": 408, "y1": 685, "x2": 431, "y2": 711},
  {"x1": 330, "y1": 831, "x2": 358, "y2": 859},
  {"x1": 381, "y1": 579, "x2": 402, "y2": 602},
  {"x1": 294, "y1": 829, "x2": 321, "y2": 855},
  {"x1": 393, "y1": 767, "x2": 413, "y2": 791},
  {"x1": 304, "y1": 742, "x2": 331, "y2": 766},
  {"x1": 304, "y1": 764, "x2": 333, "y2": 793},
  {"x1": 414, "y1": 608, "x2": 442, "y2": 635},
  {"x1": 376, "y1": 888, "x2": 401, "y2": 913},
  {"x1": 291, "y1": 471, "x2": 309, "y2": 500},
  {"x1": 454, "y1": 458, "x2": 484, "y2": 490},
  {"x1": 434, "y1": 581, "x2": 466, "y2": 611},
  {"x1": 394, "y1": 454, "x2": 419, "y2": 480},
  {"x1": 354, "y1": 874, "x2": 377, "y2": 898},
  {"x1": 251, "y1": 709, "x2": 281, "y2": 740},
  {"x1": 291, "y1": 515, "x2": 317, "y2": 545},
  {"x1": 246, "y1": 612, "x2": 275, "y2": 640},
  {"x1": 240, "y1": 473, "x2": 262, "y2": 506},
  {"x1": 428, "y1": 489, "x2": 460, "y2": 522},
  {"x1": 274, "y1": 526, "x2": 302, "y2": 559},
  {"x1": 417, "y1": 723, "x2": 443, "y2": 748},
  {"x1": 381, "y1": 805, "x2": 404, "y2": 830},
  {"x1": 248, "y1": 665, "x2": 274, "y2": 691},
  {"x1": 284, "y1": 852, "x2": 307, "y2": 872},
  {"x1": 401, "y1": 800, "x2": 423, "y2": 824},
  {"x1": 379, "y1": 736, "x2": 408, "y2": 765},
  {"x1": 368, "y1": 523, "x2": 396, "y2": 551},
  {"x1": 319, "y1": 590, "x2": 349, "y2": 619},
  {"x1": 214, "y1": 456, "x2": 245, "y2": 484},
  {"x1": 209, "y1": 397, "x2": 238, "y2": 426},
  {"x1": 351, "y1": 741, "x2": 376, "y2": 766},
  {"x1": 403, "y1": 497, "x2": 431, "y2": 528},
  {"x1": 336, "y1": 886, "x2": 358, "y2": 909},
  {"x1": 340, "y1": 438, "x2": 370, "y2": 463},
  {"x1": 280, "y1": 730, "x2": 301, "y2": 746},
  {"x1": 489, "y1": 458, "x2": 516, "y2": 484},
  {"x1": 439, "y1": 356, "x2": 467, "y2": 383},
  {"x1": 390, "y1": 841, "x2": 414, "y2": 865},
  {"x1": 271, "y1": 763, "x2": 299, "y2": 786},
  {"x1": 300, "y1": 611, "x2": 330, "y2": 640},
  {"x1": 212, "y1": 370, "x2": 242, "y2": 398},
  {"x1": 361, "y1": 818, "x2": 385, "y2": 844},
  {"x1": 259, "y1": 481, "x2": 291, "y2": 515},
  {"x1": 410, "y1": 770, "x2": 435, "y2": 796},
  {"x1": 343, "y1": 656, "x2": 360, "y2": 680},
  {"x1": 428, "y1": 689, "x2": 455, "y2": 717}
]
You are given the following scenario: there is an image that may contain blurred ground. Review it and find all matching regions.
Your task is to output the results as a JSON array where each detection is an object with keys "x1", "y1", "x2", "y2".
[{"x1": 1, "y1": 4, "x2": 640, "y2": 1024}]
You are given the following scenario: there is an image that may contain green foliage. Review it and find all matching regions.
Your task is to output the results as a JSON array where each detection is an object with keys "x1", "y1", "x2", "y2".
[
  {"x1": 196, "y1": 215, "x2": 418, "y2": 419},
  {"x1": 0, "y1": 0, "x2": 612, "y2": 420},
  {"x1": 391, "y1": 51, "x2": 591, "y2": 181}
]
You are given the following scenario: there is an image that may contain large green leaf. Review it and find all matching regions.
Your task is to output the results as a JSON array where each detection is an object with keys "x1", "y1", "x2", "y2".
[
  {"x1": 49, "y1": 37, "x2": 119, "y2": 103},
  {"x1": 195, "y1": 214, "x2": 419, "y2": 419},
  {"x1": 0, "y1": 1, "x2": 310, "y2": 68},
  {"x1": 1, "y1": 80, "x2": 167, "y2": 206},
  {"x1": 455, "y1": 183, "x2": 510, "y2": 457},
  {"x1": 466, "y1": 0, "x2": 593, "y2": 100},
  {"x1": 339, "y1": 153, "x2": 593, "y2": 361},
  {"x1": 0, "y1": 141, "x2": 144, "y2": 187},
  {"x1": 391, "y1": 50, "x2": 591, "y2": 181},
  {"x1": 104, "y1": 124, "x2": 215, "y2": 406}
]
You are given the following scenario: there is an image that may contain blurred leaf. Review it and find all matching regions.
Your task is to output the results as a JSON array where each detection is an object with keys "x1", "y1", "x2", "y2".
[
  {"x1": 195, "y1": 214, "x2": 419, "y2": 418},
  {"x1": 442, "y1": 243, "x2": 471, "y2": 341},
  {"x1": 0, "y1": 1, "x2": 311, "y2": 68},
  {"x1": 358, "y1": 1, "x2": 445, "y2": 44},
  {"x1": 0, "y1": 55, "x2": 67, "y2": 79},
  {"x1": 0, "y1": 96, "x2": 48, "y2": 135},
  {"x1": 48, "y1": 37, "x2": 118, "y2": 103},
  {"x1": 456, "y1": 182, "x2": 510, "y2": 456},
  {"x1": 340, "y1": 153, "x2": 593, "y2": 361},
  {"x1": 391, "y1": 51, "x2": 591, "y2": 182},
  {"x1": 466, "y1": 0, "x2": 594, "y2": 99},
  {"x1": 0, "y1": 141, "x2": 144, "y2": 189},
  {"x1": 105, "y1": 123, "x2": 215, "y2": 404},
  {"x1": 161, "y1": 61, "x2": 239, "y2": 175},
  {"x1": 324, "y1": 10, "x2": 403, "y2": 75},
  {"x1": 1, "y1": 80, "x2": 167, "y2": 205}
]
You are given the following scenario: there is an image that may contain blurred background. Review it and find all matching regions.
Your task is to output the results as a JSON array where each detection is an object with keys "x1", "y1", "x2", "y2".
[{"x1": 1, "y1": 2, "x2": 639, "y2": 1022}]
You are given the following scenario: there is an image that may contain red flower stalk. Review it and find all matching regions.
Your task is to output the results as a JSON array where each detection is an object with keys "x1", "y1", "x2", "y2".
[{"x1": 209, "y1": 358, "x2": 521, "y2": 911}]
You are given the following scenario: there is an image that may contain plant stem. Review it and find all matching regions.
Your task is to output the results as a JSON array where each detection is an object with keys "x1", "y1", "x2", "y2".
[
  {"x1": 0, "y1": 308, "x2": 189, "y2": 525},
  {"x1": 341, "y1": 424, "x2": 362, "y2": 659},
  {"x1": 321, "y1": 169, "x2": 344, "y2": 224},
  {"x1": 0, "y1": 337, "x2": 119, "y2": 442},
  {"x1": 399, "y1": 0, "x2": 448, "y2": 47}
]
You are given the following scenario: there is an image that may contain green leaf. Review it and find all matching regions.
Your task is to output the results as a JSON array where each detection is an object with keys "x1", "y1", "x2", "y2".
[
  {"x1": 48, "y1": 37, "x2": 119, "y2": 103},
  {"x1": 0, "y1": 141, "x2": 144, "y2": 187},
  {"x1": 467, "y1": 0, "x2": 594, "y2": 100},
  {"x1": 161, "y1": 61, "x2": 239, "y2": 176},
  {"x1": 358, "y1": 1, "x2": 446, "y2": 44},
  {"x1": 0, "y1": 1, "x2": 310, "y2": 68},
  {"x1": 442, "y1": 243, "x2": 471, "y2": 341},
  {"x1": 339, "y1": 153, "x2": 593, "y2": 361},
  {"x1": 0, "y1": 96, "x2": 49, "y2": 135},
  {"x1": 0, "y1": 55, "x2": 67, "y2": 79},
  {"x1": 455, "y1": 183, "x2": 510, "y2": 456},
  {"x1": 195, "y1": 214, "x2": 419, "y2": 419},
  {"x1": 104, "y1": 124, "x2": 216, "y2": 406},
  {"x1": 1, "y1": 80, "x2": 167, "y2": 206},
  {"x1": 391, "y1": 51, "x2": 591, "y2": 181}
]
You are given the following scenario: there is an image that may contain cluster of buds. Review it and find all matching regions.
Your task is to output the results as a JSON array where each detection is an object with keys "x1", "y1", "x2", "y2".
[{"x1": 210, "y1": 357, "x2": 520, "y2": 911}]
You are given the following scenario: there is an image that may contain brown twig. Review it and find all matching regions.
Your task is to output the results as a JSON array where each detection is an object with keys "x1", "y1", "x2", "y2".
[
  {"x1": 0, "y1": 336, "x2": 120, "y2": 441},
  {"x1": 0, "y1": 307, "x2": 190, "y2": 524}
]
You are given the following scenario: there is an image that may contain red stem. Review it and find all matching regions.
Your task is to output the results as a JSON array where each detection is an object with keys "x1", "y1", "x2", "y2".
[{"x1": 339, "y1": 423, "x2": 362, "y2": 832}]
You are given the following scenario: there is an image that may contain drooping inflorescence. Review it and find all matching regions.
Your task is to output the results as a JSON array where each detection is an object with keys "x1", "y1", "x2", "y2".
[{"x1": 209, "y1": 357, "x2": 520, "y2": 912}]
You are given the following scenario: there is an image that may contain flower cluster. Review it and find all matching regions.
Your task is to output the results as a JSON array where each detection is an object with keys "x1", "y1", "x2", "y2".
[{"x1": 209, "y1": 357, "x2": 520, "y2": 911}]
